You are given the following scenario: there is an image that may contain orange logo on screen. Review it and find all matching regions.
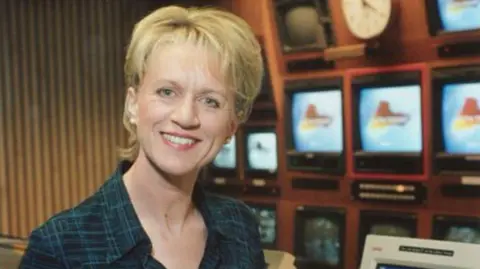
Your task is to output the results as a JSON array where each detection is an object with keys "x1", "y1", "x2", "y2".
[
  {"x1": 449, "y1": 0, "x2": 480, "y2": 11},
  {"x1": 369, "y1": 101, "x2": 410, "y2": 128},
  {"x1": 299, "y1": 104, "x2": 332, "y2": 130},
  {"x1": 453, "y1": 97, "x2": 480, "y2": 130}
]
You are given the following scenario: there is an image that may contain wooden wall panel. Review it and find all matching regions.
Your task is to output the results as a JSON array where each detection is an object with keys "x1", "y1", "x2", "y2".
[{"x1": 0, "y1": 0, "x2": 166, "y2": 238}]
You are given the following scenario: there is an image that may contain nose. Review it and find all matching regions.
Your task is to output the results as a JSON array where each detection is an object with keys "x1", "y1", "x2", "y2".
[{"x1": 170, "y1": 96, "x2": 200, "y2": 129}]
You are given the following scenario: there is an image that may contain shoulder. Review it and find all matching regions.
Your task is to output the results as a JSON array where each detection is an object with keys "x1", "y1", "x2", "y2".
[
  {"x1": 203, "y1": 193, "x2": 267, "y2": 268},
  {"x1": 38, "y1": 192, "x2": 105, "y2": 236},
  {"x1": 203, "y1": 192, "x2": 260, "y2": 243},
  {"x1": 204, "y1": 192, "x2": 258, "y2": 229},
  {"x1": 20, "y1": 191, "x2": 107, "y2": 267}
]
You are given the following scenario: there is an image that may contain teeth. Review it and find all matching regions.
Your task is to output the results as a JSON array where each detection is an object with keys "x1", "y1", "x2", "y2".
[{"x1": 163, "y1": 134, "x2": 196, "y2": 145}]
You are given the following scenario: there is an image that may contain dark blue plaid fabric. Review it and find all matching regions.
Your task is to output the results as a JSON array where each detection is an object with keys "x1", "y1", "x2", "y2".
[{"x1": 19, "y1": 161, "x2": 266, "y2": 268}]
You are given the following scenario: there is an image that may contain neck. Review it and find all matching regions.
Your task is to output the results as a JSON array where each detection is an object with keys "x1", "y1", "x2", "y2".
[{"x1": 123, "y1": 151, "x2": 200, "y2": 234}]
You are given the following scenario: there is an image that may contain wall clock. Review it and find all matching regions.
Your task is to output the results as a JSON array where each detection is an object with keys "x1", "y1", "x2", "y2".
[{"x1": 341, "y1": 0, "x2": 393, "y2": 40}]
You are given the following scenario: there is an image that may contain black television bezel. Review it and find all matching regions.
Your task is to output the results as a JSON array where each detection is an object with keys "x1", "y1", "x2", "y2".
[
  {"x1": 431, "y1": 64, "x2": 480, "y2": 175},
  {"x1": 256, "y1": 47, "x2": 274, "y2": 103},
  {"x1": 425, "y1": 0, "x2": 480, "y2": 37},
  {"x1": 244, "y1": 125, "x2": 279, "y2": 179},
  {"x1": 207, "y1": 134, "x2": 238, "y2": 179},
  {"x1": 284, "y1": 77, "x2": 345, "y2": 174},
  {"x1": 245, "y1": 201, "x2": 278, "y2": 249},
  {"x1": 249, "y1": 47, "x2": 277, "y2": 123},
  {"x1": 357, "y1": 210, "x2": 417, "y2": 265},
  {"x1": 352, "y1": 70, "x2": 423, "y2": 156},
  {"x1": 432, "y1": 214, "x2": 480, "y2": 243},
  {"x1": 294, "y1": 205, "x2": 346, "y2": 269},
  {"x1": 274, "y1": 0, "x2": 335, "y2": 54}
]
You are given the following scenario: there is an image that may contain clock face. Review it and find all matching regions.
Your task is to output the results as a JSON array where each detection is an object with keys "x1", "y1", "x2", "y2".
[{"x1": 342, "y1": 0, "x2": 392, "y2": 40}]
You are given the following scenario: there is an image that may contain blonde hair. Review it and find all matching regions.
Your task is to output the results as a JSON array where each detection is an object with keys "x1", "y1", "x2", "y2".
[{"x1": 119, "y1": 5, "x2": 264, "y2": 160}]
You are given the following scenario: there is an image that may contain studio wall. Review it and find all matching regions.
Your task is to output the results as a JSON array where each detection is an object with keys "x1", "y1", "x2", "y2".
[{"x1": 0, "y1": 1, "x2": 479, "y2": 268}]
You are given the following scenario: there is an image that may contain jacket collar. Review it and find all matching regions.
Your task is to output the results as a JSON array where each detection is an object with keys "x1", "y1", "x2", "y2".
[{"x1": 101, "y1": 161, "x2": 223, "y2": 264}]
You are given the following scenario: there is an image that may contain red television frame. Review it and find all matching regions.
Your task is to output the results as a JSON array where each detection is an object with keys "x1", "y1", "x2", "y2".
[{"x1": 344, "y1": 63, "x2": 431, "y2": 181}]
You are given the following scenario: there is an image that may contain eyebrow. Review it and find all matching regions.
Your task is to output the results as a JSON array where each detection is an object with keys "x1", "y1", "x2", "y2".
[
  {"x1": 155, "y1": 79, "x2": 182, "y2": 89},
  {"x1": 156, "y1": 79, "x2": 227, "y2": 97}
]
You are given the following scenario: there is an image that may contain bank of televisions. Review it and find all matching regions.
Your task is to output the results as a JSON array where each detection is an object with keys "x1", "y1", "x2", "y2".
[
  {"x1": 205, "y1": 126, "x2": 280, "y2": 194},
  {"x1": 206, "y1": 63, "x2": 480, "y2": 199},
  {"x1": 208, "y1": 126, "x2": 279, "y2": 181},
  {"x1": 246, "y1": 202, "x2": 278, "y2": 250},
  {"x1": 284, "y1": 65, "x2": 429, "y2": 176},
  {"x1": 280, "y1": 0, "x2": 480, "y2": 179},
  {"x1": 283, "y1": 66, "x2": 429, "y2": 179},
  {"x1": 283, "y1": 62, "x2": 480, "y2": 201},
  {"x1": 243, "y1": 202, "x2": 480, "y2": 269}
]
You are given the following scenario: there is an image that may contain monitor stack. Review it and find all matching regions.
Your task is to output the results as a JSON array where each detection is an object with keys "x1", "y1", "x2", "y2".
[{"x1": 204, "y1": 1, "x2": 480, "y2": 268}]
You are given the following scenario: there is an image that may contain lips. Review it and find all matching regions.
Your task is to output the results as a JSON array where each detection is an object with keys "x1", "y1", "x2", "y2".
[{"x1": 160, "y1": 132, "x2": 201, "y2": 150}]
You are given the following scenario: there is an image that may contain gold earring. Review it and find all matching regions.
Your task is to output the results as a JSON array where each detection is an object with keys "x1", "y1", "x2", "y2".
[{"x1": 224, "y1": 137, "x2": 231, "y2": 144}]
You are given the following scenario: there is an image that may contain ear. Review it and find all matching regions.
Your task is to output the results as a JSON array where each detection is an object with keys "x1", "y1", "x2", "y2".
[
  {"x1": 126, "y1": 87, "x2": 138, "y2": 124},
  {"x1": 228, "y1": 120, "x2": 238, "y2": 137}
]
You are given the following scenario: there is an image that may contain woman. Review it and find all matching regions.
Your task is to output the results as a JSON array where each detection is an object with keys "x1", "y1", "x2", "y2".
[{"x1": 19, "y1": 5, "x2": 265, "y2": 269}]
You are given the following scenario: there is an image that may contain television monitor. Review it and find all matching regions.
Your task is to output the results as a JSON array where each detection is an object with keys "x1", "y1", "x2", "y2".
[
  {"x1": 274, "y1": 0, "x2": 335, "y2": 53},
  {"x1": 433, "y1": 215, "x2": 480, "y2": 244},
  {"x1": 244, "y1": 127, "x2": 278, "y2": 180},
  {"x1": 432, "y1": 65, "x2": 480, "y2": 175},
  {"x1": 358, "y1": 85, "x2": 422, "y2": 153},
  {"x1": 358, "y1": 210, "x2": 417, "y2": 263},
  {"x1": 360, "y1": 234, "x2": 480, "y2": 269},
  {"x1": 284, "y1": 77, "x2": 344, "y2": 174},
  {"x1": 292, "y1": 90, "x2": 343, "y2": 151},
  {"x1": 425, "y1": 0, "x2": 480, "y2": 36},
  {"x1": 352, "y1": 71, "x2": 424, "y2": 175},
  {"x1": 294, "y1": 206, "x2": 346, "y2": 269},
  {"x1": 208, "y1": 135, "x2": 237, "y2": 179},
  {"x1": 246, "y1": 202, "x2": 277, "y2": 249},
  {"x1": 442, "y1": 83, "x2": 480, "y2": 154}
]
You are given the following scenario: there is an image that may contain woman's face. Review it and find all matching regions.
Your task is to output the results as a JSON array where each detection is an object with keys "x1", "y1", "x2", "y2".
[{"x1": 127, "y1": 42, "x2": 237, "y2": 176}]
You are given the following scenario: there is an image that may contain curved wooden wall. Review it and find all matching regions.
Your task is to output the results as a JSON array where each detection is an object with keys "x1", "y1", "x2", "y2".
[{"x1": 0, "y1": 0, "x2": 165, "y2": 238}]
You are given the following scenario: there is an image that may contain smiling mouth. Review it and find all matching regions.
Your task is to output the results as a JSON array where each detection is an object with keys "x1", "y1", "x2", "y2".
[{"x1": 160, "y1": 132, "x2": 200, "y2": 148}]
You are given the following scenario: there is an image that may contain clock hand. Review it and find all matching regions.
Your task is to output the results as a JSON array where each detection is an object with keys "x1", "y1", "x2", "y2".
[{"x1": 363, "y1": 0, "x2": 386, "y2": 17}]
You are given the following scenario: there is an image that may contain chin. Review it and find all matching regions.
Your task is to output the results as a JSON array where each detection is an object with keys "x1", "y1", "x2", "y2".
[
  {"x1": 148, "y1": 153, "x2": 200, "y2": 177},
  {"x1": 139, "y1": 136, "x2": 218, "y2": 177}
]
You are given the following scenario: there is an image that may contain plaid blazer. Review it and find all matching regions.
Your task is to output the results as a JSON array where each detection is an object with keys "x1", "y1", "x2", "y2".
[{"x1": 19, "y1": 161, "x2": 266, "y2": 269}]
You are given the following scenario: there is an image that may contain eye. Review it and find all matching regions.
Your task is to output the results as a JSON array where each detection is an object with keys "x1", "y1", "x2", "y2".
[
  {"x1": 202, "y1": 97, "x2": 220, "y2": 108},
  {"x1": 156, "y1": 88, "x2": 175, "y2": 97}
]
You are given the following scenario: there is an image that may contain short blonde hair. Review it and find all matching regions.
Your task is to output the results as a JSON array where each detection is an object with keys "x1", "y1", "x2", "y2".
[{"x1": 119, "y1": 5, "x2": 264, "y2": 160}]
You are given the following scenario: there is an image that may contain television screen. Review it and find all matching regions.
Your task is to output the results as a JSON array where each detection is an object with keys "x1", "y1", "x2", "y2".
[
  {"x1": 359, "y1": 85, "x2": 422, "y2": 152},
  {"x1": 444, "y1": 225, "x2": 480, "y2": 244},
  {"x1": 291, "y1": 90, "x2": 343, "y2": 153},
  {"x1": 376, "y1": 264, "x2": 428, "y2": 269},
  {"x1": 441, "y1": 82, "x2": 480, "y2": 154},
  {"x1": 436, "y1": 0, "x2": 480, "y2": 33},
  {"x1": 212, "y1": 136, "x2": 236, "y2": 169},
  {"x1": 248, "y1": 205, "x2": 277, "y2": 245},
  {"x1": 246, "y1": 131, "x2": 278, "y2": 171},
  {"x1": 302, "y1": 216, "x2": 341, "y2": 266},
  {"x1": 369, "y1": 223, "x2": 413, "y2": 238}
]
